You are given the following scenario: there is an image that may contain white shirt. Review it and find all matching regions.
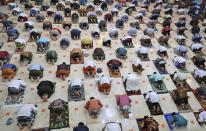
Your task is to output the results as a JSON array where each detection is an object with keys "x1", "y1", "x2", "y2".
[
  {"x1": 173, "y1": 72, "x2": 187, "y2": 81},
  {"x1": 58, "y1": 1, "x2": 65, "y2": 6},
  {"x1": 31, "y1": 8, "x2": 39, "y2": 11},
  {"x1": 96, "y1": 76, "x2": 113, "y2": 85},
  {"x1": 176, "y1": 35, "x2": 186, "y2": 41},
  {"x1": 203, "y1": 19, "x2": 206, "y2": 24},
  {"x1": 155, "y1": 5, "x2": 162, "y2": 10},
  {"x1": 198, "y1": 111, "x2": 206, "y2": 122},
  {"x1": 9, "y1": 3, "x2": 17, "y2": 6},
  {"x1": 17, "y1": 104, "x2": 37, "y2": 117},
  {"x1": 144, "y1": 27, "x2": 154, "y2": 35},
  {"x1": 103, "y1": 37, "x2": 111, "y2": 42},
  {"x1": 25, "y1": 21, "x2": 35, "y2": 26},
  {"x1": 132, "y1": 59, "x2": 142, "y2": 66},
  {"x1": 12, "y1": 7, "x2": 22, "y2": 12},
  {"x1": 96, "y1": 8, "x2": 103, "y2": 12},
  {"x1": 15, "y1": 39, "x2": 26, "y2": 44},
  {"x1": 122, "y1": 35, "x2": 132, "y2": 40},
  {"x1": 191, "y1": 43, "x2": 203, "y2": 50},
  {"x1": 123, "y1": 73, "x2": 139, "y2": 91},
  {"x1": 30, "y1": 29, "x2": 40, "y2": 33},
  {"x1": 105, "y1": 123, "x2": 121, "y2": 131},
  {"x1": 18, "y1": 13, "x2": 27, "y2": 17},
  {"x1": 145, "y1": 91, "x2": 160, "y2": 103},
  {"x1": 136, "y1": 47, "x2": 149, "y2": 54},
  {"x1": 135, "y1": 13, "x2": 143, "y2": 18},
  {"x1": 83, "y1": 61, "x2": 96, "y2": 68},
  {"x1": 174, "y1": 56, "x2": 186, "y2": 63},
  {"x1": 70, "y1": 78, "x2": 84, "y2": 87},
  {"x1": 158, "y1": 46, "x2": 167, "y2": 52},
  {"x1": 111, "y1": 8, "x2": 118, "y2": 12},
  {"x1": 194, "y1": 69, "x2": 206, "y2": 78},
  {"x1": 141, "y1": 35, "x2": 151, "y2": 40},
  {"x1": 7, "y1": 79, "x2": 27, "y2": 89}
]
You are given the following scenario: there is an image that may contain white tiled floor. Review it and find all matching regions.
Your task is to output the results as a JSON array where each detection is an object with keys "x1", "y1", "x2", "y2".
[{"x1": 0, "y1": 1, "x2": 206, "y2": 131}]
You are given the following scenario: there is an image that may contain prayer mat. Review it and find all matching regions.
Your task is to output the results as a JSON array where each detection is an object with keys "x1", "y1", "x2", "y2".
[
  {"x1": 14, "y1": 49, "x2": 24, "y2": 54},
  {"x1": 164, "y1": 112, "x2": 180, "y2": 130},
  {"x1": 4, "y1": 87, "x2": 26, "y2": 105},
  {"x1": 177, "y1": 68, "x2": 190, "y2": 73},
  {"x1": 192, "y1": 89, "x2": 206, "y2": 110},
  {"x1": 116, "y1": 53, "x2": 128, "y2": 60},
  {"x1": 170, "y1": 92, "x2": 192, "y2": 113},
  {"x1": 108, "y1": 67, "x2": 121, "y2": 77},
  {"x1": 132, "y1": 64, "x2": 144, "y2": 73},
  {"x1": 143, "y1": 94, "x2": 163, "y2": 115},
  {"x1": 170, "y1": 74, "x2": 192, "y2": 91},
  {"x1": 122, "y1": 44, "x2": 134, "y2": 48},
  {"x1": 68, "y1": 85, "x2": 85, "y2": 102},
  {"x1": 81, "y1": 42, "x2": 93, "y2": 49},
  {"x1": 0, "y1": 23, "x2": 17, "y2": 33},
  {"x1": 93, "y1": 54, "x2": 105, "y2": 61},
  {"x1": 193, "y1": 112, "x2": 206, "y2": 126},
  {"x1": 136, "y1": 118, "x2": 144, "y2": 131},
  {"x1": 122, "y1": 80, "x2": 141, "y2": 96},
  {"x1": 32, "y1": 127, "x2": 49, "y2": 131},
  {"x1": 191, "y1": 72, "x2": 206, "y2": 87},
  {"x1": 70, "y1": 54, "x2": 84, "y2": 65},
  {"x1": 153, "y1": 60, "x2": 168, "y2": 74},
  {"x1": 102, "y1": 122, "x2": 123, "y2": 131},
  {"x1": 28, "y1": 32, "x2": 42, "y2": 42},
  {"x1": 99, "y1": 28, "x2": 107, "y2": 32},
  {"x1": 147, "y1": 75, "x2": 168, "y2": 94},
  {"x1": 49, "y1": 107, "x2": 69, "y2": 130}
]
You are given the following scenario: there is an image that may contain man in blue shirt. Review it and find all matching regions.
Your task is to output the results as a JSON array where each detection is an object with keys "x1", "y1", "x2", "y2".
[
  {"x1": 116, "y1": 48, "x2": 127, "y2": 60},
  {"x1": 28, "y1": 64, "x2": 44, "y2": 82},
  {"x1": 170, "y1": 112, "x2": 188, "y2": 128},
  {"x1": 73, "y1": 122, "x2": 89, "y2": 131},
  {"x1": 7, "y1": 28, "x2": 19, "y2": 41},
  {"x1": 2, "y1": 64, "x2": 17, "y2": 82},
  {"x1": 177, "y1": 45, "x2": 187, "y2": 57}
]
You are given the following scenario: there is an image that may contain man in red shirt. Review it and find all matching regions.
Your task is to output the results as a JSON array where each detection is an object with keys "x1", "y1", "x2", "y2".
[
  {"x1": 84, "y1": 97, "x2": 103, "y2": 119},
  {"x1": 0, "y1": 51, "x2": 9, "y2": 66}
]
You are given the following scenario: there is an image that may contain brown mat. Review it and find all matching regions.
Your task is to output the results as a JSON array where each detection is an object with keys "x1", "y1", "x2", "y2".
[
  {"x1": 170, "y1": 74, "x2": 192, "y2": 91},
  {"x1": 170, "y1": 92, "x2": 192, "y2": 113},
  {"x1": 70, "y1": 54, "x2": 84, "y2": 64},
  {"x1": 108, "y1": 67, "x2": 121, "y2": 77}
]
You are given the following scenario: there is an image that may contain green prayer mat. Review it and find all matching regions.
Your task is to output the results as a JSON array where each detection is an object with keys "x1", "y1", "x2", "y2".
[
  {"x1": 178, "y1": 68, "x2": 189, "y2": 73},
  {"x1": 123, "y1": 44, "x2": 134, "y2": 48},
  {"x1": 116, "y1": 53, "x2": 127, "y2": 60},
  {"x1": 147, "y1": 75, "x2": 168, "y2": 94},
  {"x1": 93, "y1": 54, "x2": 105, "y2": 60},
  {"x1": 49, "y1": 108, "x2": 69, "y2": 129}
]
